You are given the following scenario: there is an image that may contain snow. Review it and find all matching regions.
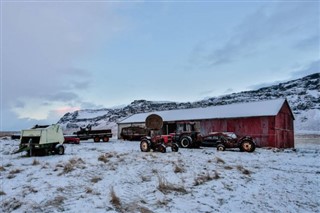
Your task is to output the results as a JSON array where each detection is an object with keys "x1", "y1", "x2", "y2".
[
  {"x1": 77, "y1": 110, "x2": 109, "y2": 119},
  {"x1": 119, "y1": 99, "x2": 286, "y2": 124},
  {"x1": 1, "y1": 137, "x2": 319, "y2": 213}
]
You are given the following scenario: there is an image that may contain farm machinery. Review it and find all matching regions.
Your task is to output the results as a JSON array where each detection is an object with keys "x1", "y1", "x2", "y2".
[
  {"x1": 170, "y1": 122, "x2": 202, "y2": 148},
  {"x1": 12, "y1": 124, "x2": 65, "y2": 156},
  {"x1": 140, "y1": 114, "x2": 179, "y2": 153}
]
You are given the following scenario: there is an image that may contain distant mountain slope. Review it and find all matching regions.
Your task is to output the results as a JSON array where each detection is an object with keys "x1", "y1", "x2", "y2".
[{"x1": 58, "y1": 73, "x2": 320, "y2": 135}]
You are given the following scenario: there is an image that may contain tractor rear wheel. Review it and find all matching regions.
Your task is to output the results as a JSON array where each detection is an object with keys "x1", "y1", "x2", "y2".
[
  {"x1": 140, "y1": 140, "x2": 151, "y2": 152},
  {"x1": 240, "y1": 140, "x2": 256, "y2": 152},
  {"x1": 103, "y1": 137, "x2": 109, "y2": 142},
  {"x1": 180, "y1": 136, "x2": 192, "y2": 148},
  {"x1": 94, "y1": 137, "x2": 100, "y2": 142}
]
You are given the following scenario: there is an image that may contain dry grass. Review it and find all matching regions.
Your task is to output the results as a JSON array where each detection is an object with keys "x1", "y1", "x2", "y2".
[
  {"x1": 224, "y1": 165, "x2": 233, "y2": 170},
  {"x1": 237, "y1": 165, "x2": 251, "y2": 175},
  {"x1": 85, "y1": 187, "x2": 93, "y2": 194},
  {"x1": 0, "y1": 191, "x2": 6, "y2": 195},
  {"x1": 46, "y1": 195, "x2": 65, "y2": 209},
  {"x1": 32, "y1": 159, "x2": 40, "y2": 165},
  {"x1": 141, "y1": 175, "x2": 151, "y2": 182},
  {"x1": 98, "y1": 154, "x2": 109, "y2": 163},
  {"x1": 2, "y1": 197, "x2": 22, "y2": 212},
  {"x1": 9, "y1": 168, "x2": 22, "y2": 174},
  {"x1": 174, "y1": 163, "x2": 185, "y2": 173},
  {"x1": 110, "y1": 187, "x2": 122, "y2": 210},
  {"x1": 91, "y1": 176, "x2": 102, "y2": 183},
  {"x1": 194, "y1": 170, "x2": 220, "y2": 186},
  {"x1": 0, "y1": 166, "x2": 6, "y2": 171},
  {"x1": 157, "y1": 175, "x2": 187, "y2": 194},
  {"x1": 216, "y1": 157, "x2": 225, "y2": 164},
  {"x1": 58, "y1": 157, "x2": 86, "y2": 176}
]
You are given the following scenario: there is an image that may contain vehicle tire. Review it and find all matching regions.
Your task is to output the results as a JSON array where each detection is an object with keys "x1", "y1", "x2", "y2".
[
  {"x1": 171, "y1": 143, "x2": 179, "y2": 152},
  {"x1": 94, "y1": 137, "x2": 100, "y2": 142},
  {"x1": 103, "y1": 137, "x2": 109, "y2": 142},
  {"x1": 217, "y1": 144, "x2": 226, "y2": 151},
  {"x1": 158, "y1": 144, "x2": 166, "y2": 153},
  {"x1": 140, "y1": 140, "x2": 151, "y2": 152},
  {"x1": 56, "y1": 145, "x2": 65, "y2": 155},
  {"x1": 180, "y1": 136, "x2": 192, "y2": 148},
  {"x1": 240, "y1": 140, "x2": 256, "y2": 152}
]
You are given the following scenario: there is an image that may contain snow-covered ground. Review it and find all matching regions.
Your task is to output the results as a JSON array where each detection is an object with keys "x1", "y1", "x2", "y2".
[{"x1": 1, "y1": 137, "x2": 319, "y2": 213}]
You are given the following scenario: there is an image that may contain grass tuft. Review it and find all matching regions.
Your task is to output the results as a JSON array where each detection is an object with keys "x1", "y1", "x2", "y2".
[
  {"x1": 157, "y1": 175, "x2": 187, "y2": 194},
  {"x1": 110, "y1": 187, "x2": 121, "y2": 209}
]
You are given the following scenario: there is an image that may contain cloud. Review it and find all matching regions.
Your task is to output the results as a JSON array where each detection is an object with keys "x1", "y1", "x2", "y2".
[
  {"x1": 1, "y1": 2, "x2": 127, "y2": 129},
  {"x1": 189, "y1": 2, "x2": 319, "y2": 68},
  {"x1": 291, "y1": 60, "x2": 320, "y2": 78}
]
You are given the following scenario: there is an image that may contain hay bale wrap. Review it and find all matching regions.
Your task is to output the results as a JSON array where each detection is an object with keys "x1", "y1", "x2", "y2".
[{"x1": 145, "y1": 114, "x2": 163, "y2": 130}]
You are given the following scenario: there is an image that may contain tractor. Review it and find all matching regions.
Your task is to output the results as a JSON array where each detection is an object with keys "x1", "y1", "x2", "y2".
[
  {"x1": 170, "y1": 122, "x2": 202, "y2": 148},
  {"x1": 140, "y1": 114, "x2": 179, "y2": 153}
]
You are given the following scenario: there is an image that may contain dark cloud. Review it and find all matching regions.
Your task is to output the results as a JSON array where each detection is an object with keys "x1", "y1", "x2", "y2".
[
  {"x1": 190, "y1": 2, "x2": 319, "y2": 67},
  {"x1": 47, "y1": 92, "x2": 80, "y2": 102}
]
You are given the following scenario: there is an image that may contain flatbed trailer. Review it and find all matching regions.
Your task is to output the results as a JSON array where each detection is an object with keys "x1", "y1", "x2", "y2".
[{"x1": 74, "y1": 127, "x2": 112, "y2": 142}]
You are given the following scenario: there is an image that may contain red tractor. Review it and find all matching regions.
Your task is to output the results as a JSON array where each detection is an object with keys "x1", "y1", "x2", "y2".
[{"x1": 140, "y1": 114, "x2": 179, "y2": 153}]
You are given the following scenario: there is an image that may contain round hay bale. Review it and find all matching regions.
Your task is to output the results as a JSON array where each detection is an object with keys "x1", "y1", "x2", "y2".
[{"x1": 145, "y1": 114, "x2": 163, "y2": 130}]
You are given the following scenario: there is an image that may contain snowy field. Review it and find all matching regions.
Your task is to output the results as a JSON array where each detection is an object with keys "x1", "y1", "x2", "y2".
[{"x1": 1, "y1": 137, "x2": 319, "y2": 213}]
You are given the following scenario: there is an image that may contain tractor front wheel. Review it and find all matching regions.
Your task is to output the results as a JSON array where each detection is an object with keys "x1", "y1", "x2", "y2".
[
  {"x1": 94, "y1": 137, "x2": 100, "y2": 142},
  {"x1": 158, "y1": 144, "x2": 166, "y2": 153},
  {"x1": 171, "y1": 143, "x2": 179, "y2": 152},
  {"x1": 103, "y1": 137, "x2": 109, "y2": 142}
]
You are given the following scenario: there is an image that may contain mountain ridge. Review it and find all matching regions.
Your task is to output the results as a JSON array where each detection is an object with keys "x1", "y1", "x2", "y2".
[{"x1": 58, "y1": 73, "x2": 320, "y2": 135}]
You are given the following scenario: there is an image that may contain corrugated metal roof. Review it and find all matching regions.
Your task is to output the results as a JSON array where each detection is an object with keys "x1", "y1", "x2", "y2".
[{"x1": 118, "y1": 99, "x2": 287, "y2": 124}]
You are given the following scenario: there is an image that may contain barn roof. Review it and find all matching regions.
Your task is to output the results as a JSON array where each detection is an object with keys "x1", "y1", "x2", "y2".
[{"x1": 118, "y1": 99, "x2": 290, "y2": 124}]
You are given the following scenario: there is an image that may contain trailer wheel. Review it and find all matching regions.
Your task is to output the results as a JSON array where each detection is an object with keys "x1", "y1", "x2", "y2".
[
  {"x1": 94, "y1": 137, "x2": 100, "y2": 142},
  {"x1": 171, "y1": 143, "x2": 179, "y2": 152},
  {"x1": 140, "y1": 140, "x2": 151, "y2": 152},
  {"x1": 103, "y1": 137, "x2": 109, "y2": 142},
  {"x1": 56, "y1": 145, "x2": 65, "y2": 155},
  {"x1": 180, "y1": 136, "x2": 192, "y2": 148},
  {"x1": 240, "y1": 140, "x2": 256, "y2": 152}
]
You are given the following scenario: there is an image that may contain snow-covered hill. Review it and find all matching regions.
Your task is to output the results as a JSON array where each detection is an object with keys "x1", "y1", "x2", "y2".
[{"x1": 58, "y1": 73, "x2": 320, "y2": 135}]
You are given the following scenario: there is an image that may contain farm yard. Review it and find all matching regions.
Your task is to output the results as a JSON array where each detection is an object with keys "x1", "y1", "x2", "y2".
[{"x1": 1, "y1": 136, "x2": 319, "y2": 213}]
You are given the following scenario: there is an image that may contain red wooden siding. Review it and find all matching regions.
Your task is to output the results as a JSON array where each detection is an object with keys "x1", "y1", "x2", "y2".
[{"x1": 199, "y1": 101, "x2": 294, "y2": 148}]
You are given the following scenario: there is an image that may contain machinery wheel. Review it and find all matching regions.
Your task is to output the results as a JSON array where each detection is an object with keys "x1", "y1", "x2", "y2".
[
  {"x1": 140, "y1": 140, "x2": 151, "y2": 152},
  {"x1": 240, "y1": 140, "x2": 256, "y2": 152},
  {"x1": 94, "y1": 137, "x2": 100, "y2": 142},
  {"x1": 217, "y1": 144, "x2": 226, "y2": 151},
  {"x1": 171, "y1": 143, "x2": 179, "y2": 152},
  {"x1": 158, "y1": 144, "x2": 166, "y2": 153},
  {"x1": 103, "y1": 137, "x2": 109, "y2": 142},
  {"x1": 180, "y1": 136, "x2": 192, "y2": 148},
  {"x1": 56, "y1": 145, "x2": 65, "y2": 155}
]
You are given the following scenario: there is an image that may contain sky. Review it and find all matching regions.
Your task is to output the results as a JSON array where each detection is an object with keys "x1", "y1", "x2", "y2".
[{"x1": 1, "y1": 0, "x2": 319, "y2": 131}]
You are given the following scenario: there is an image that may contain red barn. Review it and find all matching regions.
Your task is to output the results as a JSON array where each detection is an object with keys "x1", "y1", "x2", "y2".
[{"x1": 118, "y1": 99, "x2": 295, "y2": 148}]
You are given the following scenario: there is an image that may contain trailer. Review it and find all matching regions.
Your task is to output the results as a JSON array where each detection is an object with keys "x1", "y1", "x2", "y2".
[
  {"x1": 74, "y1": 125, "x2": 112, "y2": 142},
  {"x1": 12, "y1": 124, "x2": 65, "y2": 156}
]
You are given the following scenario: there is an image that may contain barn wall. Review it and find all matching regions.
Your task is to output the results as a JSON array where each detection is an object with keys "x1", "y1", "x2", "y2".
[
  {"x1": 200, "y1": 116, "x2": 276, "y2": 147},
  {"x1": 274, "y1": 102, "x2": 295, "y2": 148}
]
